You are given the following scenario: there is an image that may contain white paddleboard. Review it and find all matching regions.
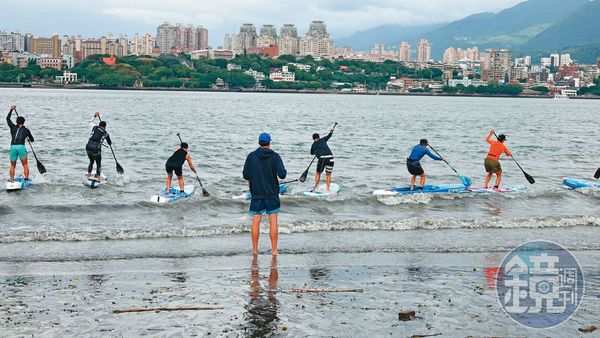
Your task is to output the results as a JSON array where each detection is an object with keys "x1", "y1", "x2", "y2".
[
  {"x1": 302, "y1": 183, "x2": 340, "y2": 197},
  {"x1": 150, "y1": 185, "x2": 195, "y2": 203},
  {"x1": 83, "y1": 174, "x2": 108, "y2": 189},
  {"x1": 6, "y1": 177, "x2": 32, "y2": 192}
]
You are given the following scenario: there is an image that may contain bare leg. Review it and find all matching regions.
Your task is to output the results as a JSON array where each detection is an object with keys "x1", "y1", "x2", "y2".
[
  {"x1": 419, "y1": 174, "x2": 426, "y2": 188},
  {"x1": 9, "y1": 161, "x2": 16, "y2": 182},
  {"x1": 410, "y1": 175, "x2": 416, "y2": 190},
  {"x1": 177, "y1": 176, "x2": 185, "y2": 192},
  {"x1": 22, "y1": 157, "x2": 29, "y2": 179},
  {"x1": 494, "y1": 171, "x2": 503, "y2": 188},
  {"x1": 268, "y1": 213, "x2": 278, "y2": 256},
  {"x1": 313, "y1": 173, "x2": 321, "y2": 191},
  {"x1": 484, "y1": 172, "x2": 493, "y2": 188},
  {"x1": 325, "y1": 172, "x2": 332, "y2": 192},
  {"x1": 165, "y1": 175, "x2": 173, "y2": 191},
  {"x1": 251, "y1": 214, "x2": 262, "y2": 256}
]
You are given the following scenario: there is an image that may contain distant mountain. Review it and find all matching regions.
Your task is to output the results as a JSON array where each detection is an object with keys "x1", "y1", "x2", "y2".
[
  {"x1": 334, "y1": 24, "x2": 444, "y2": 51},
  {"x1": 423, "y1": 0, "x2": 589, "y2": 57},
  {"x1": 525, "y1": 0, "x2": 600, "y2": 51}
]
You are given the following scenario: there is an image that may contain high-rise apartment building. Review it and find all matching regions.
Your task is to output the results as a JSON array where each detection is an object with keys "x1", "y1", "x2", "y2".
[
  {"x1": 30, "y1": 34, "x2": 60, "y2": 57},
  {"x1": 487, "y1": 49, "x2": 512, "y2": 82},
  {"x1": 398, "y1": 41, "x2": 410, "y2": 63},
  {"x1": 443, "y1": 47, "x2": 456, "y2": 64},
  {"x1": 416, "y1": 39, "x2": 431, "y2": 63},
  {"x1": 299, "y1": 21, "x2": 334, "y2": 58},
  {"x1": 156, "y1": 22, "x2": 177, "y2": 53},
  {"x1": 174, "y1": 24, "x2": 208, "y2": 52},
  {"x1": 131, "y1": 33, "x2": 155, "y2": 55},
  {"x1": 278, "y1": 24, "x2": 299, "y2": 56}
]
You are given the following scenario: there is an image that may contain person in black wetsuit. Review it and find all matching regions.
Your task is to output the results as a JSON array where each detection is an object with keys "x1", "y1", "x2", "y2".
[
  {"x1": 86, "y1": 112, "x2": 111, "y2": 180},
  {"x1": 165, "y1": 142, "x2": 197, "y2": 193},
  {"x1": 310, "y1": 126, "x2": 336, "y2": 192},
  {"x1": 7, "y1": 105, "x2": 34, "y2": 182}
]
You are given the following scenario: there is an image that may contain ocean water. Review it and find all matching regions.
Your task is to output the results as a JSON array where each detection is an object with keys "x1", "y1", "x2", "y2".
[{"x1": 1, "y1": 89, "x2": 600, "y2": 336}]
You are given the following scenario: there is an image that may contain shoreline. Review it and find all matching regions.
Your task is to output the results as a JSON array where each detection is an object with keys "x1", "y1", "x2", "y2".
[{"x1": 3, "y1": 82, "x2": 598, "y2": 99}]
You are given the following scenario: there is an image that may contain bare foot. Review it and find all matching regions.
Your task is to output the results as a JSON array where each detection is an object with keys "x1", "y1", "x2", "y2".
[{"x1": 272, "y1": 251, "x2": 278, "y2": 256}]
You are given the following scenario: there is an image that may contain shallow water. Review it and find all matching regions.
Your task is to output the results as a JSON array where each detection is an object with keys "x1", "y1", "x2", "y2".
[{"x1": 0, "y1": 88, "x2": 599, "y2": 249}]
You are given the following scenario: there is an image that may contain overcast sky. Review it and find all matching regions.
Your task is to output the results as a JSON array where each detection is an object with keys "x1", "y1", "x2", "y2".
[{"x1": 1, "y1": 0, "x2": 524, "y2": 45}]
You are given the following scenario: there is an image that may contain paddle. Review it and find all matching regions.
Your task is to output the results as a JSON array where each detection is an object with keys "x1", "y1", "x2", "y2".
[
  {"x1": 429, "y1": 145, "x2": 472, "y2": 187},
  {"x1": 299, "y1": 122, "x2": 338, "y2": 183},
  {"x1": 97, "y1": 115, "x2": 124, "y2": 175},
  {"x1": 594, "y1": 167, "x2": 600, "y2": 179},
  {"x1": 493, "y1": 132, "x2": 535, "y2": 184},
  {"x1": 176, "y1": 133, "x2": 210, "y2": 197},
  {"x1": 13, "y1": 109, "x2": 46, "y2": 174}
]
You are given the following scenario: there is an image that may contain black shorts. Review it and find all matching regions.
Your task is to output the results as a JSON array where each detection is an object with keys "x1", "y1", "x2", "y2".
[
  {"x1": 317, "y1": 158, "x2": 334, "y2": 174},
  {"x1": 166, "y1": 163, "x2": 183, "y2": 177},
  {"x1": 407, "y1": 160, "x2": 424, "y2": 176}
]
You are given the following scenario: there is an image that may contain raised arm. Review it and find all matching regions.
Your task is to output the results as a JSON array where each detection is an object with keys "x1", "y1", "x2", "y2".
[
  {"x1": 7, "y1": 108, "x2": 15, "y2": 129},
  {"x1": 485, "y1": 129, "x2": 494, "y2": 144},
  {"x1": 322, "y1": 130, "x2": 334, "y2": 142},
  {"x1": 89, "y1": 112, "x2": 100, "y2": 129}
]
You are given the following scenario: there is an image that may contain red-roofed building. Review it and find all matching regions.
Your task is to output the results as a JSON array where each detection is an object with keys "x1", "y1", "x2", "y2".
[{"x1": 102, "y1": 56, "x2": 117, "y2": 66}]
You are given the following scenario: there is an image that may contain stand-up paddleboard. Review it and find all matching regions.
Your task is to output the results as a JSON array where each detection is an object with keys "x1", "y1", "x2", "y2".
[
  {"x1": 6, "y1": 177, "x2": 32, "y2": 192},
  {"x1": 373, "y1": 184, "x2": 468, "y2": 196},
  {"x1": 468, "y1": 185, "x2": 528, "y2": 193},
  {"x1": 233, "y1": 184, "x2": 287, "y2": 200},
  {"x1": 82, "y1": 174, "x2": 108, "y2": 189},
  {"x1": 563, "y1": 178, "x2": 600, "y2": 189},
  {"x1": 150, "y1": 185, "x2": 195, "y2": 203},
  {"x1": 302, "y1": 183, "x2": 341, "y2": 197}
]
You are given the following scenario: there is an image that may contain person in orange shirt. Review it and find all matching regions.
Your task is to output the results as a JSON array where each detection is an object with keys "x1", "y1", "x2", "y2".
[{"x1": 484, "y1": 129, "x2": 511, "y2": 189}]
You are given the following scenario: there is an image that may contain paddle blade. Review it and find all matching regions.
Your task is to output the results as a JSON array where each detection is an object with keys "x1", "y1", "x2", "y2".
[
  {"x1": 116, "y1": 162, "x2": 124, "y2": 175},
  {"x1": 595, "y1": 167, "x2": 600, "y2": 179},
  {"x1": 37, "y1": 161, "x2": 47, "y2": 174},
  {"x1": 299, "y1": 169, "x2": 309, "y2": 183},
  {"x1": 202, "y1": 188, "x2": 210, "y2": 197},
  {"x1": 460, "y1": 175, "x2": 472, "y2": 187},
  {"x1": 524, "y1": 172, "x2": 535, "y2": 184}
]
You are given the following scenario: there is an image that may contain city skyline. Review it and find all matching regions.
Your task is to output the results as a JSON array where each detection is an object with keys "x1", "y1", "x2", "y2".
[{"x1": 0, "y1": 0, "x2": 523, "y2": 46}]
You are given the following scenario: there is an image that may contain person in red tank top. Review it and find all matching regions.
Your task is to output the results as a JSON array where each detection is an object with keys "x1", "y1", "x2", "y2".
[{"x1": 484, "y1": 129, "x2": 511, "y2": 189}]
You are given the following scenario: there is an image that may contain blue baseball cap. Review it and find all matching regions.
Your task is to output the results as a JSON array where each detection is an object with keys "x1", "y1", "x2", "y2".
[{"x1": 258, "y1": 132, "x2": 271, "y2": 146}]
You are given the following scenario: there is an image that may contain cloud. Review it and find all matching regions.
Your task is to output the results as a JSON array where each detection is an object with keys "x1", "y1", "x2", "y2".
[{"x1": 0, "y1": 0, "x2": 525, "y2": 44}]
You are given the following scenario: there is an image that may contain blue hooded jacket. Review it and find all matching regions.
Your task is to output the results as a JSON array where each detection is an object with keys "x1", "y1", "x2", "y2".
[{"x1": 243, "y1": 147, "x2": 287, "y2": 199}]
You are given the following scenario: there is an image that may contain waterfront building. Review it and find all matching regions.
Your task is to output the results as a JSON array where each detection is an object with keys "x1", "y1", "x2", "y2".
[
  {"x1": 485, "y1": 49, "x2": 512, "y2": 82},
  {"x1": 269, "y1": 65, "x2": 295, "y2": 82},
  {"x1": 37, "y1": 57, "x2": 62, "y2": 70}
]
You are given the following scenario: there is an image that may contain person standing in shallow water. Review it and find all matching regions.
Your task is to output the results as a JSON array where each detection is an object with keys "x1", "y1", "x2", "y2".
[
  {"x1": 86, "y1": 112, "x2": 111, "y2": 181},
  {"x1": 310, "y1": 126, "x2": 336, "y2": 192},
  {"x1": 6, "y1": 105, "x2": 34, "y2": 182},
  {"x1": 406, "y1": 138, "x2": 443, "y2": 190},
  {"x1": 243, "y1": 133, "x2": 287, "y2": 256},
  {"x1": 484, "y1": 129, "x2": 511, "y2": 189}
]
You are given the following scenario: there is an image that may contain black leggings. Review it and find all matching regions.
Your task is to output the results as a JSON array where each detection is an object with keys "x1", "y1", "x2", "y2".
[{"x1": 87, "y1": 151, "x2": 102, "y2": 176}]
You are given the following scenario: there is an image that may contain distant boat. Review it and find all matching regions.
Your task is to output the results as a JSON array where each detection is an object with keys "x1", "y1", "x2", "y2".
[{"x1": 553, "y1": 93, "x2": 569, "y2": 100}]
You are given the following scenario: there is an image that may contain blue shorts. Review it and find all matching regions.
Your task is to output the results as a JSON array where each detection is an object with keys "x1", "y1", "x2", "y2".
[
  {"x1": 9, "y1": 145, "x2": 27, "y2": 162},
  {"x1": 249, "y1": 197, "x2": 281, "y2": 215}
]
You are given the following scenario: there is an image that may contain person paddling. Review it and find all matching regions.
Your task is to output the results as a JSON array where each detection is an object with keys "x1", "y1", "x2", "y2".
[
  {"x1": 7, "y1": 105, "x2": 34, "y2": 182},
  {"x1": 407, "y1": 139, "x2": 443, "y2": 190},
  {"x1": 165, "y1": 142, "x2": 197, "y2": 194},
  {"x1": 484, "y1": 129, "x2": 511, "y2": 189},
  {"x1": 86, "y1": 112, "x2": 111, "y2": 181},
  {"x1": 243, "y1": 133, "x2": 287, "y2": 256},
  {"x1": 311, "y1": 126, "x2": 336, "y2": 192}
]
